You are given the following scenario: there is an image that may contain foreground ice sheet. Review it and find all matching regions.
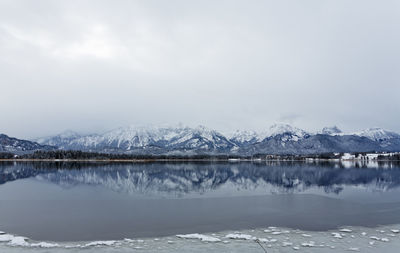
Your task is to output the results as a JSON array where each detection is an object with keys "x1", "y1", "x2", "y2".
[{"x1": 1, "y1": 225, "x2": 400, "y2": 252}]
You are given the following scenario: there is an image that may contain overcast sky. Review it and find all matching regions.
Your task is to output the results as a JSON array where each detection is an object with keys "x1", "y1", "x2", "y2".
[{"x1": 1, "y1": 0, "x2": 399, "y2": 139}]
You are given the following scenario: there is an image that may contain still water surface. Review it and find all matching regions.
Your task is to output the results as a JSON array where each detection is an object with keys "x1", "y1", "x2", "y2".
[{"x1": 1, "y1": 161, "x2": 400, "y2": 241}]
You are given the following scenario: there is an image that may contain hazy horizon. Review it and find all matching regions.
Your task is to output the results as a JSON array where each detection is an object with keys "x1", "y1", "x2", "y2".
[{"x1": 1, "y1": 0, "x2": 399, "y2": 139}]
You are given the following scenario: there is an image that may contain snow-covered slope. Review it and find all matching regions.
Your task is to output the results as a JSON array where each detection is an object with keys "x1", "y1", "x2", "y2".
[
  {"x1": 34, "y1": 130, "x2": 82, "y2": 149},
  {"x1": 229, "y1": 123, "x2": 309, "y2": 146},
  {"x1": 261, "y1": 123, "x2": 309, "y2": 139},
  {"x1": 0, "y1": 134, "x2": 54, "y2": 153},
  {"x1": 352, "y1": 128, "x2": 400, "y2": 141},
  {"x1": 38, "y1": 125, "x2": 237, "y2": 154},
  {"x1": 228, "y1": 130, "x2": 259, "y2": 145},
  {"x1": 34, "y1": 124, "x2": 400, "y2": 154},
  {"x1": 350, "y1": 128, "x2": 400, "y2": 149}
]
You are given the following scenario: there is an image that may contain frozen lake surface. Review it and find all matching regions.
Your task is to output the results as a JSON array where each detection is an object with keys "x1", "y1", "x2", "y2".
[{"x1": 1, "y1": 160, "x2": 400, "y2": 252}]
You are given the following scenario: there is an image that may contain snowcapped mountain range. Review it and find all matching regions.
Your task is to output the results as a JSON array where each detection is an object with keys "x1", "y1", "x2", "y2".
[
  {"x1": 29, "y1": 123, "x2": 400, "y2": 155},
  {"x1": 1, "y1": 123, "x2": 399, "y2": 155}
]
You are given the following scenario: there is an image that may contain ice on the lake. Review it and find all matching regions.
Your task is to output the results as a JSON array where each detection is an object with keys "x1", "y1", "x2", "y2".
[
  {"x1": 282, "y1": 241, "x2": 293, "y2": 246},
  {"x1": 176, "y1": 233, "x2": 221, "y2": 242},
  {"x1": 256, "y1": 238, "x2": 266, "y2": 242},
  {"x1": 348, "y1": 247, "x2": 360, "y2": 251},
  {"x1": 1, "y1": 224, "x2": 400, "y2": 252},
  {"x1": 332, "y1": 232, "x2": 344, "y2": 239},
  {"x1": 30, "y1": 242, "x2": 60, "y2": 248},
  {"x1": 8, "y1": 236, "x2": 29, "y2": 247},
  {"x1": 84, "y1": 240, "x2": 117, "y2": 247},
  {"x1": 0, "y1": 234, "x2": 15, "y2": 242},
  {"x1": 225, "y1": 233, "x2": 256, "y2": 240},
  {"x1": 301, "y1": 241, "x2": 316, "y2": 247},
  {"x1": 340, "y1": 228, "x2": 353, "y2": 233}
]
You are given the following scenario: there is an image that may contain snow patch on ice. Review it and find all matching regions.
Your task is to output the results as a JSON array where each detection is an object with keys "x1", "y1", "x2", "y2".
[
  {"x1": 225, "y1": 233, "x2": 256, "y2": 240},
  {"x1": 30, "y1": 242, "x2": 60, "y2": 248},
  {"x1": 84, "y1": 240, "x2": 117, "y2": 247},
  {"x1": 8, "y1": 236, "x2": 29, "y2": 246},
  {"x1": 176, "y1": 233, "x2": 221, "y2": 242}
]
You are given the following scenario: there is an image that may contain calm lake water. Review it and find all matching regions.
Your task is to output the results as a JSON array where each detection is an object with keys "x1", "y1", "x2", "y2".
[{"x1": 1, "y1": 161, "x2": 400, "y2": 242}]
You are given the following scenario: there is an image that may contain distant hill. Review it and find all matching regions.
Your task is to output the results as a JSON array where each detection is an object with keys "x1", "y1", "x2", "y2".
[{"x1": 0, "y1": 134, "x2": 54, "y2": 153}]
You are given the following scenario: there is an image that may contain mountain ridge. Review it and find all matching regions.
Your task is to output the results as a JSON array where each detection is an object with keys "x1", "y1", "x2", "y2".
[
  {"x1": 30, "y1": 124, "x2": 400, "y2": 155},
  {"x1": 0, "y1": 134, "x2": 54, "y2": 153}
]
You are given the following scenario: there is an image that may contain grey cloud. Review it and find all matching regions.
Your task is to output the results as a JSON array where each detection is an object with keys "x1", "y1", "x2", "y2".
[{"x1": 0, "y1": 0, "x2": 399, "y2": 138}]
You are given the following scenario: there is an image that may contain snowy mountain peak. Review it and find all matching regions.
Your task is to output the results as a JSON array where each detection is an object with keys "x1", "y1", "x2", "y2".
[
  {"x1": 262, "y1": 123, "x2": 308, "y2": 138},
  {"x1": 228, "y1": 130, "x2": 259, "y2": 143},
  {"x1": 321, "y1": 126, "x2": 343, "y2": 135},
  {"x1": 352, "y1": 128, "x2": 400, "y2": 141}
]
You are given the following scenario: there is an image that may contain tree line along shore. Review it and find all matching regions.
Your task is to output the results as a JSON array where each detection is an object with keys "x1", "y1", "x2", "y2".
[{"x1": 0, "y1": 150, "x2": 399, "y2": 162}]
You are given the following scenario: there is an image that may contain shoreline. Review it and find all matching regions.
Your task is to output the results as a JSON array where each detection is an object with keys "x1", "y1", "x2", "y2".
[
  {"x1": 1, "y1": 224, "x2": 400, "y2": 251},
  {"x1": 1, "y1": 158, "x2": 400, "y2": 162}
]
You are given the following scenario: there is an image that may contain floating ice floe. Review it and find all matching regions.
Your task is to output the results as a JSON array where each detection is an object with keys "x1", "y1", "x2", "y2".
[
  {"x1": 176, "y1": 233, "x2": 221, "y2": 242},
  {"x1": 390, "y1": 229, "x2": 400, "y2": 233},
  {"x1": 8, "y1": 236, "x2": 29, "y2": 247},
  {"x1": 282, "y1": 241, "x2": 293, "y2": 246},
  {"x1": 30, "y1": 242, "x2": 60, "y2": 248},
  {"x1": 225, "y1": 233, "x2": 256, "y2": 240},
  {"x1": 332, "y1": 232, "x2": 344, "y2": 239},
  {"x1": 0, "y1": 234, "x2": 15, "y2": 242},
  {"x1": 258, "y1": 238, "x2": 269, "y2": 243},
  {"x1": 340, "y1": 228, "x2": 353, "y2": 233},
  {"x1": 301, "y1": 234, "x2": 312, "y2": 237},
  {"x1": 84, "y1": 240, "x2": 116, "y2": 247},
  {"x1": 301, "y1": 241, "x2": 315, "y2": 247},
  {"x1": 348, "y1": 247, "x2": 360, "y2": 251}
]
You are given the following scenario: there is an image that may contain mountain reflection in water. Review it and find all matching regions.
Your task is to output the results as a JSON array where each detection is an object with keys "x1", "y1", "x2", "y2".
[{"x1": 1, "y1": 161, "x2": 400, "y2": 197}]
